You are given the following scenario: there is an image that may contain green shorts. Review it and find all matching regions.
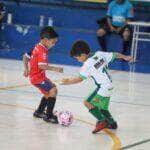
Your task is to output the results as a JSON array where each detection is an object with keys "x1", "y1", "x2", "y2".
[{"x1": 86, "y1": 89, "x2": 110, "y2": 110}]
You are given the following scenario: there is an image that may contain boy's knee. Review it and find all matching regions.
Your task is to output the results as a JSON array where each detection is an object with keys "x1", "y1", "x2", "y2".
[
  {"x1": 51, "y1": 86, "x2": 58, "y2": 94},
  {"x1": 123, "y1": 29, "x2": 131, "y2": 41},
  {"x1": 46, "y1": 87, "x2": 57, "y2": 98},
  {"x1": 97, "y1": 28, "x2": 106, "y2": 37},
  {"x1": 83, "y1": 100, "x2": 87, "y2": 106},
  {"x1": 53, "y1": 87, "x2": 58, "y2": 93},
  {"x1": 84, "y1": 100, "x2": 94, "y2": 109}
]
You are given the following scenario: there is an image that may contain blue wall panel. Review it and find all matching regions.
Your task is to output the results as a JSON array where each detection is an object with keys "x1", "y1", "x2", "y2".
[
  {"x1": 5, "y1": 2, "x2": 105, "y2": 30},
  {"x1": 0, "y1": 2, "x2": 150, "y2": 73},
  {"x1": 0, "y1": 24, "x2": 123, "y2": 63}
]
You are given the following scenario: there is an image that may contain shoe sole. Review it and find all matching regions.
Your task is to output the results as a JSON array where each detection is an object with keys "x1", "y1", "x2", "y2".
[
  {"x1": 43, "y1": 119, "x2": 58, "y2": 124},
  {"x1": 92, "y1": 127, "x2": 106, "y2": 134}
]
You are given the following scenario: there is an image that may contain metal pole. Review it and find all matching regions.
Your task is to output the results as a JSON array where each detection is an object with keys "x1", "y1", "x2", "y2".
[
  {"x1": 131, "y1": 25, "x2": 136, "y2": 61},
  {"x1": 134, "y1": 25, "x2": 139, "y2": 62}
]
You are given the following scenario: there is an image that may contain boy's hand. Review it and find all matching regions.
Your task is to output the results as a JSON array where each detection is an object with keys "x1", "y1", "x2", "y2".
[
  {"x1": 116, "y1": 53, "x2": 133, "y2": 62},
  {"x1": 23, "y1": 69, "x2": 29, "y2": 77},
  {"x1": 123, "y1": 56, "x2": 133, "y2": 62}
]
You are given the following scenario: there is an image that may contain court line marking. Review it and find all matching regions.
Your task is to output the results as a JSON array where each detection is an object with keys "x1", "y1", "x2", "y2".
[
  {"x1": 0, "y1": 102, "x2": 121, "y2": 150},
  {"x1": 121, "y1": 138, "x2": 150, "y2": 150},
  {"x1": 1, "y1": 59, "x2": 150, "y2": 75},
  {"x1": 0, "y1": 84, "x2": 30, "y2": 90},
  {"x1": 1, "y1": 87, "x2": 150, "y2": 108},
  {"x1": 0, "y1": 78, "x2": 63, "y2": 90},
  {"x1": 0, "y1": 84, "x2": 121, "y2": 150}
]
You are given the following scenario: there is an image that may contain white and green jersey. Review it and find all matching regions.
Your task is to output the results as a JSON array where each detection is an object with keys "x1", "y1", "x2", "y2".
[{"x1": 79, "y1": 51, "x2": 116, "y2": 86}]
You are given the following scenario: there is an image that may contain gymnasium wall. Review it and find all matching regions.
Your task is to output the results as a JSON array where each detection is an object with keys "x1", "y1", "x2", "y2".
[{"x1": 0, "y1": 1, "x2": 150, "y2": 72}]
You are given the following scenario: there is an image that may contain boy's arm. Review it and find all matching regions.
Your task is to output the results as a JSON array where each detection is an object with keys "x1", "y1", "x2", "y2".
[
  {"x1": 39, "y1": 64, "x2": 63, "y2": 73},
  {"x1": 61, "y1": 77, "x2": 83, "y2": 85},
  {"x1": 115, "y1": 53, "x2": 133, "y2": 61},
  {"x1": 23, "y1": 54, "x2": 30, "y2": 77}
]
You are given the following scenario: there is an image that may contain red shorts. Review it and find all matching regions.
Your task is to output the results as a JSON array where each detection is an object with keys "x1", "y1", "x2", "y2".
[{"x1": 33, "y1": 78, "x2": 55, "y2": 95}]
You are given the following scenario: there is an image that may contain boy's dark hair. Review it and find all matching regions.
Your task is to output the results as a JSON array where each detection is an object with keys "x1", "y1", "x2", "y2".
[
  {"x1": 70, "y1": 40, "x2": 91, "y2": 57},
  {"x1": 40, "y1": 26, "x2": 58, "y2": 39}
]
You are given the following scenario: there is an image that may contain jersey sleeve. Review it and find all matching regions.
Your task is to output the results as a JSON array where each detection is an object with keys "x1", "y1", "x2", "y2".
[
  {"x1": 38, "y1": 51, "x2": 48, "y2": 65},
  {"x1": 24, "y1": 52, "x2": 31, "y2": 59},
  {"x1": 24, "y1": 48, "x2": 33, "y2": 59},
  {"x1": 104, "y1": 52, "x2": 116, "y2": 63},
  {"x1": 97, "y1": 51, "x2": 116, "y2": 64},
  {"x1": 126, "y1": 2, "x2": 134, "y2": 19},
  {"x1": 79, "y1": 63, "x2": 90, "y2": 80}
]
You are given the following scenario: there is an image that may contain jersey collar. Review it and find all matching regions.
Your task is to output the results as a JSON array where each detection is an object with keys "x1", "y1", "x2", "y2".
[{"x1": 38, "y1": 43, "x2": 48, "y2": 52}]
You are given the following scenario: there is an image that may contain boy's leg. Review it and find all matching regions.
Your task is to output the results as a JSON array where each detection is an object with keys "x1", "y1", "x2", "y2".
[
  {"x1": 120, "y1": 26, "x2": 132, "y2": 54},
  {"x1": 84, "y1": 101, "x2": 107, "y2": 134},
  {"x1": 101, "y1": 109, "x2": 117, "y2": 129},
  {"x1": 97, "y1": 17, "x2": 110, "y2": 52},
  {"x1": 43, "y1": 86, "x2": 58, "y2": 123},
  {"x1": 84, "y1": 101, "x2": 105, "y2": 122},
  {"x1": 33, "y1": 96, "x2": 47, "y2": 118},
  {"x1": 85, "y1": 90, "x2": 106, "y2": 122},
  {"x1": 85, "y1": 88, "x2": 107, "y2": 133},
  {"x1": 97, "y1": 28, "x2": 107, "y2": 52},
  {"x1": 91, "y1": 94, "x2": 117, "y2": 129},
  {"x1": 34, "y1": 78, "x2": 58, "y2": 123}
]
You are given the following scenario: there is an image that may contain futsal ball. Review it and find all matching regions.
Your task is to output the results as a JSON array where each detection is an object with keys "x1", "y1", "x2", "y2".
[{"x1": 58, "y1": 111, "x2": 73, "y2": 126}]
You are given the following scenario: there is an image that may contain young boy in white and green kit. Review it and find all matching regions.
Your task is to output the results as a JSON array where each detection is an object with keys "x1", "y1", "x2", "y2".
[{"x1": 61, "y1": 40, "x2": 132, "y2": 134}]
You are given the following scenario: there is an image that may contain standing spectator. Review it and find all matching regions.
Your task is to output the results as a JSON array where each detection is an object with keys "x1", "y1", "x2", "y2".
[
  {"x1": 0, "y1": 2, "x2": 6, "y2": 29},
  {"x1": 97, "y1": 0, "x2": 134, "y2": 54}
]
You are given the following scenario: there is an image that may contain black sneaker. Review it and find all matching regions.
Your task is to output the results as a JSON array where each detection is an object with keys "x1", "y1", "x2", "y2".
[
  {"x1": 33, "y1": 111, "x2": 46, "y2": 118},
  {"x1": 43, "y1": 115, "x2": 58, "y2": 124},
  {"x1": 96, "y1": 120, "x2": 118, "y2": 129},
  {"x1": 93, "y1": 120, "x2": 107, "y2": 134},
  {"x1": 108, "y1": 121, "x2": 118, "y2": 129}
]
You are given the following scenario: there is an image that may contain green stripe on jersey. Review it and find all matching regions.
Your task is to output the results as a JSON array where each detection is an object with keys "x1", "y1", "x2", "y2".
[{"x1": 111, "y1": 53, "x2": 117, "y2": 62}]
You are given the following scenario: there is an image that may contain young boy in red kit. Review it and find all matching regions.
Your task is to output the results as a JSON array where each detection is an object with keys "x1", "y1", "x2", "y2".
[{"x1": 23, "y1": 26, "x2": 63, "y2": 124}]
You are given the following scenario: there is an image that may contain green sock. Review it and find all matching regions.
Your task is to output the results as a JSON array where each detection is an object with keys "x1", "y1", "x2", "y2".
[
  {"x1": 89, "y1": 107, "x2": 106, "y2": 121},
  {"x1": 101, "y1": 109, "x2": 115, "y2": 124}
]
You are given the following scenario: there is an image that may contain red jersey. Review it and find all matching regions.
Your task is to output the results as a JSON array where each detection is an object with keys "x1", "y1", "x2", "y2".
[{"x1": 29, "y1": 43, "x2": 49, "y2": 84}]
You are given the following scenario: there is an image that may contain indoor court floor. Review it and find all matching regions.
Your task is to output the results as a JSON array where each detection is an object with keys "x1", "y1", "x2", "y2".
[{"x1": 0, "y1": 59, "x2": 150, "y2": 150}]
